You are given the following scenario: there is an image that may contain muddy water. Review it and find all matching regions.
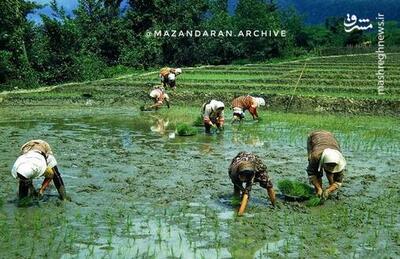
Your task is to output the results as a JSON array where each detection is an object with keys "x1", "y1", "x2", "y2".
[{"x1": 0, "y1": 106, "x2": 399, "y2": 258}]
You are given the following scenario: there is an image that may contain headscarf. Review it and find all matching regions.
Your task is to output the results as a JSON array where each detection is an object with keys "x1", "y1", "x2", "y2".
[
  {"x1": 318, "y1": 148, "x2": 346, "y2": 173},
  {"x1": 254, "y1": 97, "x2": 266, "y2": 107},
  {"x1": 210, "y1": 100, "x2": 225, "y2": 111},
  {"x1": 233, "y1": 107, "x2": 244, "y2": 115},
  {"x1": 237, "y1": 160, "x2": 255, "y2": 174},
  {"x1": 168, "y1": 73, "x2": 176, "y2": 81},
  {"x1": 237, "y1": 161, "x2": 255, "y2": 181}
]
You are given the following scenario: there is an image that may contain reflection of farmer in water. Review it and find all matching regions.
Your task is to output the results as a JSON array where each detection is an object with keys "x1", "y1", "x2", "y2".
[
  {"x1": 144, "y1": 86, "x2": 170, "y2": 110},
  {"x1": 229, "y1": 152, "x2": 276, "y2": 207},
  {"x1": 231, "y1": 95, "x2": 266, "y2": 122},
  {"x1": 11, "y1": 140, "x2": 69, "y2": 201},
  {"x1": 202, "y1": 100, "x2": 225, "y2": 134},
  {"x1": 159, "y1": 67, "x2": 182, "y2": 89},
  {"x1": 150, "y1": 117, "x2": 169, "y2": 135},
  {"x1": 307, "y1": 130, "x2": 346, "y2": 199}
]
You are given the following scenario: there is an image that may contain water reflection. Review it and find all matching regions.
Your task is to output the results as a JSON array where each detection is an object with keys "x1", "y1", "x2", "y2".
[{"x1": 150, "y1": 116, "x2": 169, "y2": 135}]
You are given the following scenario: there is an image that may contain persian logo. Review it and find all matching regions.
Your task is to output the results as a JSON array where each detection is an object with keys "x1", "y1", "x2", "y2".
[{"x1": 344, "y1": 14, "x2": 373, "y2": 32}]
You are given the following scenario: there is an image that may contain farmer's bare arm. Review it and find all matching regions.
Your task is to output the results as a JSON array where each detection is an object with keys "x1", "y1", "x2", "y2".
[
  {"x1": 309, "y1": 175, "x2": 323, "y2": 196},
  {"x1": 323, "y1": 172, "x2": 342, "y2": 198},
  {"x1": 267, "y1": 186, "x2": 276, "y2": 207}
]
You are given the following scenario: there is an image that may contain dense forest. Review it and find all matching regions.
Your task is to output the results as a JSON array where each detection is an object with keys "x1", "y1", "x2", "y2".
[{"x1": 1, "y1": 0, "x2": 399, "y2": 90}]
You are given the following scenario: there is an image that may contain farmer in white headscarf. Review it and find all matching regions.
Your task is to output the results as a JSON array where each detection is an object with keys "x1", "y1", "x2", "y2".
[
  {"x1": 147, "y1": 86, "x2": 170, "y2": 110},
  {"x1": 159, "y1": 67, "x2": 182, "y2": 89},
  {"x1": 11, "y1": 140, "x2": 69, "y2": 200},
  {"x1": 202, "y1": 100, "x2": 225, "y2": 133},
  {"x1": 307, "y1": 130, "x2": 346, "y2": 198},
  {"x1": 231, "y1": 95, "x2": 266, "y2": 122}
]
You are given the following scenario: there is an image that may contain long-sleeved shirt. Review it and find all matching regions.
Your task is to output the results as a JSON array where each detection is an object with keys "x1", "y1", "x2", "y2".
[
  {"x1": 203, "y1": 103, "x2": 224, "y2": 125},
  {"x1": 307, "y1": 131, "x2": 342, "y2": 176},
  {"x1": 150, "y1": 88, "x2": 169, "y2": 104},
  {"x1": 231, "y1": 95, "x2": 258, "y2": 118}
]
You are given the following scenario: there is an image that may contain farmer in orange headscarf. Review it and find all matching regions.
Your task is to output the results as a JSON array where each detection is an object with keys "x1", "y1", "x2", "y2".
[
  {"x1": 159, "y1": 67, "x2": 182, "y2": 89},
  {"x1": 307, "y1": 130, "x2": 347, "y2": 199},
  {"x1": 231, "y1": 95, "x2": 266, "y2": 122}
]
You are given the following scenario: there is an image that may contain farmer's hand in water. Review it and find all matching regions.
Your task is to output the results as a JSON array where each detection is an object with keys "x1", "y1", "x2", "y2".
[
  {"x1": 37, "y1": 191, "x2": 45, "y2": 200},
  {"x1": 316, "y1": 188, "x2": 323, "y2": 197},
  {"x1": 63, "y1": 195, "x2": 72, "y2": 202},
  {"x1": 322, "y1": 189, "x2": 330, "y2": 199}
]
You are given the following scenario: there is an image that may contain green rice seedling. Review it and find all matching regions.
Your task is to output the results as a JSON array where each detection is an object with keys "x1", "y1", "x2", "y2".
[
  {"x1": 176, "y1": 123, "x2": 197, "y2": 136},
  {"x1": 192, "y1": 116, "x2": 203, "y2": 127},
  {"x1": 88, "y1": 245, "x2": 95, "y2": 256},
  {"x1": 278, "y1": 179, "x2": 314, "y2": 200},
  {"x1": 231, "y1": 197, "x2": 241, "y2": 206},
  {"x1": 306, "y1": 196, "x2": 324, "y2": 207}
]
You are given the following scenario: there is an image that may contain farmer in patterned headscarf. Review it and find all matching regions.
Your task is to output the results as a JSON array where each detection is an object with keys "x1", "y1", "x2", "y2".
[
  {"x1": 229, "y1": 152, "x2": 276, "y2": 207},
  {"x1": 159, "y1": 67, "x2": 182, "y2": 89},
  {"x1": 11, "y1": 139, "x2": 69, "y2": 200},
  {"x1": 201, "y1": 100, "x2": 225, "y2": 133},
  {"x1": 231, "y1": 95, "x2": 266, "y2": 122},
  {"x1": 307, "y1": 130, "x2": 346, "y2": 199}
]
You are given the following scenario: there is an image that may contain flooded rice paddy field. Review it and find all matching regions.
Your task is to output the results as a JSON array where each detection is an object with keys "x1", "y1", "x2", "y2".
[{"x1": 0, "y1": 106, "x2": 399, "y2": 258}]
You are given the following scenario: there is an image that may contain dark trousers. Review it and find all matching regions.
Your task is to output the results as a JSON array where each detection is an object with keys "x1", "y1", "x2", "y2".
[
  {"x1": 162, "y1": 77, "x2": 176, "y2": 88},
  {"x1": 17, "y1": 173, "x2": 35, "y2": 199},
  {"x1": 204, "y1": 122, "x2": 221, "y2": 133}
]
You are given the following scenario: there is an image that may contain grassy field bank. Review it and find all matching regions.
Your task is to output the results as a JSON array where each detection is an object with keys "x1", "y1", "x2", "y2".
[{"x1": 1, "y1": 53, "x2": 399, "y2": 116}]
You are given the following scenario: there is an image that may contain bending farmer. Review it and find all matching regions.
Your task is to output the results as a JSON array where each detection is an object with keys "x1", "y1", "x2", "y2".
[
  {"x1": 229, "y1": 152, "x2": 276, "y2": 207},
  {"x1": 202, "y1": 100, "x2": 225, "y2": 134},
  {"x1": 307, "y1": 130, "x2": 346, "y2": 199},
  {"x1": 11, "y1": 139, "x2": 68, "y2": 200},
  {"x1": 147, "y1": 86, "x2": 170, "y2": 110},
  {"x1": 231, "y1": 95, "x2": 265, "y2": 122},
  {"x1": 159, "y1": 67, "x2": 182, "y2": 89}
]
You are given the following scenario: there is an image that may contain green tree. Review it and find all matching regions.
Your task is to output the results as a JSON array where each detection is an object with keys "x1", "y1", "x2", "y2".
[
  {"x1": 0, "y1": 0, "x2": 39, "y2": 88},
  {"x1": 234, "y1": 0, "x2": 283, "y2": 60},
  {"x1": 74, "y1": 0, "x2": 126, "y2": 65},
  {"x1": 196, "y1": 0, "x2": 238, "y2": 64}
]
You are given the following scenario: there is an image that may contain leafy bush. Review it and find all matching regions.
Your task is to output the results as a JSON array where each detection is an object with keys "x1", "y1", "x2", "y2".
[{"x1": 71, "y1": 53, "x2": 107, "y2": 82}]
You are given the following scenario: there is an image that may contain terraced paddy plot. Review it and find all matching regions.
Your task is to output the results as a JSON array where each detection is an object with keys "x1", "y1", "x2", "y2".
[
  {"x1": 0, "y1": 106, "x2": 399, "y2": 258},
  {"x1": 3, "y1": 53, "x2": 397, "y2": 115}
]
